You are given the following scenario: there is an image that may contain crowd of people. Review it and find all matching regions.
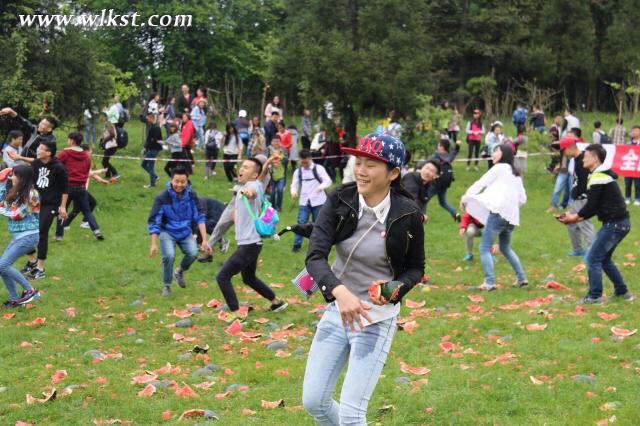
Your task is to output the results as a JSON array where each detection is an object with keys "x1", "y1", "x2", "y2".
[{"x1": 0, "y1": 93, "x2": 638, "y2": 425}]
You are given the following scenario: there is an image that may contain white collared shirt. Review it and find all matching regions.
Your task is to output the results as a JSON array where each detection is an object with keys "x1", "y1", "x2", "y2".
[{"x1": 358, "y1": 190, "x2": 391, "y2": 224}]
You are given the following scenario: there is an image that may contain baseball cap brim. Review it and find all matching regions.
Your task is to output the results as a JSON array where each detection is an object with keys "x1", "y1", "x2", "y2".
[{"x1": 340, "y1": 146, "x2": 390, "y2": 164}]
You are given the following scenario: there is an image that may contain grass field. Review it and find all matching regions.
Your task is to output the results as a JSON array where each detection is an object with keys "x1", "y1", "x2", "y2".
[{"x1": 0, "y1": 119, "x2": 639, "y2": 426}]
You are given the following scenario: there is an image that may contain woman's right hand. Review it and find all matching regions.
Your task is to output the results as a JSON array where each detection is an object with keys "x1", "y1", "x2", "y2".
[{"x1": 332, "y1": 285, "x2": 372, "y2": 332}]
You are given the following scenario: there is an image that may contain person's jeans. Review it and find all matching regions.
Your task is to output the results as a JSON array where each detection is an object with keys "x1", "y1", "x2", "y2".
[
  {"x1": 195, "y1": 126, "x2": 204, "y2": 150},
  {"x1": 215, "y1": 243, "x2": 276, "y2": 312},
  {"x1": 426, "y1": 186, "x2": 457, "y2": 219},
  {"x1": 302, "y1": 303, "x2": 396, "y2": 426},
  {"x1": 550, "y1": 171, "x2": 571, "y2": 209},
  {"x1": 294, "y1": 204, "x2": 322, "y2": 248},
  {"x1": 141, "y1": 149, "x2": 160, "y2": 186},
  {"x1": 479, "y1": 213, "x2": 526, "y2": 286},
  {"x1": 159, "y1": 232, "x2": 198, "y2": 286},
  {"x1": 467, "y1": 140, "x2": 481, "y2": 166},
  {"x1": 465, "y1": 223, "x2": 482, "y2": 255},
  {"x1": 0, "y1": 233, "x2": 38, "y2": 300},
  {"x1": 85, "y1": 122, "x2": 97, "y2": 147},
  {"x1": 272, "y1": 177, "x2": 286, "y2": 210},
  {"x1": 585, "y1": 217, "x2": 630, "y2": 298},
  {"x1": 624, "y1": 177, "x2": 640, "y2": 201}
]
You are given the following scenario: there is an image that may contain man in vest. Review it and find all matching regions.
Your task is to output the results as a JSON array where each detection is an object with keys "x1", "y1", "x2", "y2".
[
  {"x1": 558, "y1": 144, "x2": 635, "y2": 304},
  {"x1": 290, "y1": 149, "x2": 332, "y2": 252}
]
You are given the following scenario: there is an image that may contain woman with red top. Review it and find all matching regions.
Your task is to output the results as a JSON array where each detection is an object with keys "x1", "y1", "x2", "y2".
[
  {"x1": 465, "y1": 109, "x2": 485, "y2": 171},
  {"x1": 180, "y1": 112, "x2": 196, "y2": 175}
]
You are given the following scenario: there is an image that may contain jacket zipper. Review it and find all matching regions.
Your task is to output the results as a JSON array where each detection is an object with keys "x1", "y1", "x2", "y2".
[{"x1": 385, "y1": 212, "x2": 414, "y2": 277}]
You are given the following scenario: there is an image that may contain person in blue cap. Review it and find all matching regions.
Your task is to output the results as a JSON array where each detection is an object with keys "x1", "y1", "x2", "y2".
[{"x1": 302, "y1": 133, "x2": 425, "y2": 425}]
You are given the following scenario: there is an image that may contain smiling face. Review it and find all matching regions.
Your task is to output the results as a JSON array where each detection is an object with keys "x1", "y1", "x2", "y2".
[
  {"x1": 354, "y1": 156, "x2": 398, "y2": 198},
  {"x1": 631, "y1": 127, "x2": 640, "y2": 140},
  {"x1": 171, "y1": 173, "x2": 188, "y2": 194},
  {"x1": 420, "y1": 162, "x2": 438, "y2": 183},
  {"x1": 38, "y1": 118, "x2": 53, "y2": 134},
  {"x1": 36, "y1": 144, "x2": 52, "y2": 161},
  {"x1": 238, "y1": 160, "x2": 259, "y2": 184}
]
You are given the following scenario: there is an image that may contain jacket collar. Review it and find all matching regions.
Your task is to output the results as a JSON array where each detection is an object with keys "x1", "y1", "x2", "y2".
[{"x1": 337, "y1": 182, "x2": 417, "y2": 223}]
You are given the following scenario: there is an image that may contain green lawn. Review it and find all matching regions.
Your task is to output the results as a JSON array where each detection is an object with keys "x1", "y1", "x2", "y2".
[{"x1": 0, "y1": 120, "x2": 639, "y2": 425}]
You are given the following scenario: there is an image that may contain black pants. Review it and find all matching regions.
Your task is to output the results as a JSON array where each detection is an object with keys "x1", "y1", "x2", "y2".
[
  {"x1": 55, "y1": 186, "x2": 100, "y2": 238},
  {"x1": 216, "y1": 243, "x2": 275, "y2": 312},
  {"x1": 223, "y1": 153, "x2": 237, "y2": 182},
  {"x1": 29, "y1": 203, "x2": 58, "y2": 261},
  {"x1": 301, "y1": 135, "x2": 311, "y2": 150},
  {"x1": 205, "y1": 146, "x2": 219, "y2": 175},
  {"x1": 56, "y1": 191, "x2": 97, "y2": 237},
  {"x1": 448, "y1": 131, "x2": 458, "y2": 142},
  {"x1": 467, "y1": 140, "x2": 481, "y2": 166},
  {"x1": 102, "y1": 147, "x2": 118, "y2": 177},
  {"x1": 182, "y1": 147, "x2": 194, "y2": 175}
]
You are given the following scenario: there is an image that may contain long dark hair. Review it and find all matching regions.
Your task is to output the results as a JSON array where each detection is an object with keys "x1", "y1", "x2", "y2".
[
  {"x1": 224, "y1": 122, "x2": 238, "y2": 146},
  {"x1": 6, "y1": 164, "x2": 35, "y2": 205},
  {"x1": 495, "y1": 144, "x2": 520, "y2": 176}
]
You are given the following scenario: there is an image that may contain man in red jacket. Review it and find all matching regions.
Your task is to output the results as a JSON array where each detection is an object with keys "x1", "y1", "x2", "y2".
[
  {"x1": 57, "y1": 132, "x2": 104, "y2": 241},
  {"x1": 180, "y1": 112, "x2": 195, "y2": 174}
]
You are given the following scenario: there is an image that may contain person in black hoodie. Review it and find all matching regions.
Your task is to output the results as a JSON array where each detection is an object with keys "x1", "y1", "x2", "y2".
[
  {"x1": 302, "y1": 133, "x2": 424, "y2": 425},
  {"x1": 559, "y1": 144, "x2": 635, "y2": 304},
  {"x1": 0, "y1": 107, "x2": 57, "y2": 158},
  {"x1": 425, "y1": 138, "x2": 462, "y2": 221},
  {"x1": 16, "y1": 140, "x2": 68, "y2": 279},
  {"x1": 401, "y1": 159, "x2": 440, "y2": 222},
  {"x1": 141, "y1": 113, "x2": 163, "y2": 188}
]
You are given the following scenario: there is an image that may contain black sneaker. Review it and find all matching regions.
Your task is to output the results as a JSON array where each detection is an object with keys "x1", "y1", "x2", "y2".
[
  {"x1": 28, "y1": 268, "x2": 46, "y2": 280},
  {"x1": 454, "y1": 213, "x2": 461, "y2": 223},
  {"x1": 2, "y1": 299, "x2": 19, "y2": 309},
  {"x1": 21, "y1": 260, "x2": 37, "y2": 275},
  {"x1": 16, "y1": 289, "x2": 40, "y2": 305},
  {"x1": 292, "y1": 246, "x2": 301, "y2": 253},
  {"x1": 576, "y1": 296, "x2": 603, "y2": 305},
  {"x1": 174, "y1": 269, "x2": 186, "y2": 288},
  {"x1": 269, "y1": 300, "x2": 289, "y2": 313},
  {"x1": 197, "y1": 253, "x2": 213, "y2": 263},
  {"x1": 94, "y1": 230, "x2": 104, "y2": 240},
  {"x1": 612, "y1": 292, "x2": 635, "y2": 302}
]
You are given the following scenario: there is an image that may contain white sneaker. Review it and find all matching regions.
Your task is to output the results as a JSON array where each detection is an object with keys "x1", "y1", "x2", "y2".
[
  {"x1": 634, "y1": 200, "x2": 640, "y2": 206},
  {"x1": 477, "y1": 283, "x2": 497, "y2": 291},
  {"x1": 80, "y1": 222, "x2": 90, "y2": 229},
  {"x1": 466, "y1": 166, "x2": 470, "y2": 171},
  {"x1": 625, "y1": 199, "x2": 631, "y2": 205},
  {"x1": 474, "y1": 166, "x2": 479, "y2": 171}
]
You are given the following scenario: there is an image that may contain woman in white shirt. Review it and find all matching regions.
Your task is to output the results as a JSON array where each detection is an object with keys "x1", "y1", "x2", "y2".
[{"x1": 461, "y1": 144, "x2": 528, "y2": 291}]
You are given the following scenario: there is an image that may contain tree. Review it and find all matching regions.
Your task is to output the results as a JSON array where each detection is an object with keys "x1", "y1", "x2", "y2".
[{"x1": 270, "y1": 0, "x2": 432, "y2": 146}]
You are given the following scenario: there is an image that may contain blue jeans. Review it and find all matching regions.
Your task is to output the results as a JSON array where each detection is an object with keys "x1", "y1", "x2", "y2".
[
  {"x1": 141, "y1": 149, "x2": 160, "y2": 186},
  {"x1": 85, "y1": 122, "x2": 97, "y2": 147},
  {"x1": 294, "y1": 204, "x2": 321, "y2": 248},
  {"x1": 624, "y1": 177, "x2": 640, "y2": 201},
  {"x1": 159, "y1": 232, "x2": 198, "y2": 285},
  {"x1": 303, "y1": 303, "x2": 396, "y2": 426},
  {"x1": 585, "y1": 218, "x2": 630, "y2": 298},
  {"x1": 272, "y1": 177, "x2": 286, "y2": 210},
  {"x1": 426, "y1": 186, "x2": 457, "y2": 219},
  {"x1": 0, "y1": 233, "x2": 38, "y2": 300},
  {"x1": 479, "y1": 213, "x2": 526, "y2": 286},
  {"x1": 550, "y1": 172, "x2": 571, "y2": 208}
]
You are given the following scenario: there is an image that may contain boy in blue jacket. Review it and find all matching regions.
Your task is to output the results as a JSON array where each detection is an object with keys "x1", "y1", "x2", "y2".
[{"x1": 148, "y1": 167, "x2": 211, "y2": 296}]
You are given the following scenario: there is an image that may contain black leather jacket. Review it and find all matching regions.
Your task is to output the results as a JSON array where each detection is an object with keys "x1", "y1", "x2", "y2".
[{"x1": 306, "y1": 182, "x2": 425, "y2": 303}]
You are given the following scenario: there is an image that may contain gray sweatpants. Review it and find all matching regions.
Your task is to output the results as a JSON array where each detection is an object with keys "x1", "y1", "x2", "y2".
[
  {"x1": 567, "y1": 198, "x2": 595, "y2": 252},
  {"x1": 466, "y1": 223, "x2": 482, "y2": 254},
  {"x1": 208, "y1": 196, "x2": 234, "y2": 247}
]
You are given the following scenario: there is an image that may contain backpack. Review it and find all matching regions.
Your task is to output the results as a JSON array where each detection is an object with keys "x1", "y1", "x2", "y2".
[
  {"x1": 599, "y1": 131, "x2": 611, "y2": 144},
  {"x1": 436, "y1": 161, "x2": 454, "y2": 190},
  {"x1": 240, "y1": 194, "x2": 279, "y2": 238},
  {"x1": 139, "y1": 104, "x2": 148, "y2": 123},
  {"x1": 118, "y1": 109, "x2": 129, "y2": 127},
  {"x1": 513, "y1": 108, "x2": 527, "y2": 125},
  {"x1": 297, "y1": 165, "x2": 322, "y2": 187},
  {"x1": 116, "y1": 127, "x2": 128, "y2": 148}
]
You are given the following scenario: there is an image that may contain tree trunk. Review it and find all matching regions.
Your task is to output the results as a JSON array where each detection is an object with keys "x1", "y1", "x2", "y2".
[{"x1": 344, "y1": 104, "x2": 357, "y2": 148}]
